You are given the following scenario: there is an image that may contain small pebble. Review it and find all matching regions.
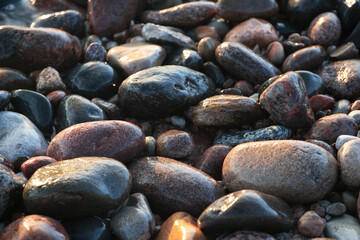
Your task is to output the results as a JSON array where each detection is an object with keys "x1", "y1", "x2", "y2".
[{"x1": 297, "y1": 211, "x2": 326, "y2": 237}]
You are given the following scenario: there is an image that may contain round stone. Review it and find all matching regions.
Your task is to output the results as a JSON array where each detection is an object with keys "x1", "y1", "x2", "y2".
[{"x1": 156, "y1": 130, "x2": 194, "y2": 159}]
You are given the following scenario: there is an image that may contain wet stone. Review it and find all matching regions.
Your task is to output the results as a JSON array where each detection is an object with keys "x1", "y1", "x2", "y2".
[
  {"x1": 349, "y1": 110, "x2": 360, "y2": 125},
  {"x1": 118, "y1": 65, "x2": 215, "y2": 118},
  {"x1": 20, "y1": 156, "x2": 57, "y2": 179},
  {"x1": 214, "y1": 125, "x2": 292, "y2": 147},
  {"x1": 202, "y1": 61, "x2": 225, "y2": 87},
  {"x1": 0, "y1": 215, "x2": 70, "y2": 240},
  {"x1": 36, "y1": 67, "x2": 66, "y2": 96},
  {"x1": 166, "y1": 48, "x2": 203, "y2": 71},
  {"x1": 0, "y1": 68, "x2": 33, "y2": 91},
  {"x1": 223, "y1": 140, "x2": 338, "y2": 203},
  {"x1": 141, "y1": 1, "x2": 216, "y2": 28},
  {"x1": 335, "y1": 135, "x2": 358, "y2": 150},
  {"x1": 308, "y1": 12, "x2": 341, "y2": 47},
  {"x1": 30, "y1": 10, "x2": 85, "y2": 38},
  {"x1": 107, "y1": 42, "x2": 166, "y2": 76},
  {"x1": 195, "y1": 26, "x2": 220, "y2": 42},
  {"x1": 128, "y1": 156, "x2": 225, "y2": 217},
  {"x1": 197, "y1": 37, "x2": 220, "y2": 62},
  {"x1": 198, "y1": 190, "x2": 294, "y2": 233},
  {"x1": 217, "y1": 0, "x2": 279, "y2": 22},
  {"x1": 142, "y1": 23, "x2": 196, "y2": 49},
  {"x1": 0, "y1": 91, "x2": 10, "y2": 109},
  {"x1": 0, "y1": 26, "x2": 81, "y2": 73},
  {"x1": 215, "y1": 42, "x2": 280, "y2": 85},
  {"x1": 337, "y1": 0, "x2": 360, "y2": 34},
  {"x1": 84, "y1": 43, "x2": 107, "y2": 62},
  {"x1": 297, "y1": 211, "x2": 326, "y2": 237},
  {"x1": 64, "y1": 61, "x2": 119, "y2": 100},
  {"x1": 330, "y1": 42, "x2": 359, "y2": 60},
  {"x1": 156, "y1": 130, "x2": 194, "y2": 159},
  {"x1": 309, "y1": 94, "x2": 335, "y2": 113},
  {"x1": 325, "y1": 214, "x2": 360, "y2": 240},
  {"x1": 234, "y1": 81, "x2": 254, "y2": 97},
  {"x1": 224, "y1": 18, "x2": 279, "y2": 49},
  {"x1": 55, "y1": 94, "x2": 107, "y2": 131},
  {"x1": 46, "y1": 90, "x2": 67, "y2": 110},
  {"x1": 337, "y1": 139, "x2": 360, "y2": 188},
  {"x1": 266, "y1": 41, "x2": 285, "y2": 66},
  {"x1": 193, "y1": 95, "x2": 267, "y2": 127},
  {"x1": 282, "y1": 45, "x2": 326, "y2": 72},
  {"x1": 333, "y1": 99, "x2": 351, "y2": 114},
  {"x1": 296, "y1": 70, "x2": 324, "y2": 97},
  {"x1": 110, "y1": 193, "x2": 155, "y2": 240},
  {"x1": 23, "y1": 157, "x2": 132, "y2": 219},
  {"x1": 91, "y1": 98, "x2": 123, "y2": 120},
  {"x1": 326, "y1": 203, "x2": 346, "y2": 216},
  {"x1": 0, "y1": 111, "x2": 48, "y2": 164},
  {"x1": 47, "y1": 120, "x2": 145, "y2": 164},
  {"x1": 207, "y1": 19, "x2": 230, "y2": 38},
  {"x1": 307, "y1": 114, "x2": 358, "y2": 144}
]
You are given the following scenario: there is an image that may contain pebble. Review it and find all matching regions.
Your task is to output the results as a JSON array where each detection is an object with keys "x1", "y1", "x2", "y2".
[
  {"x1": 352, "y1": 101, "x2": 360, "y2": 111},
  {"x1": 156, "y1": 130, "x2": 194, "y2": 159},
  {"x1": 30, "y1": 10, "x2": 85, "y2": 38},
  {"x1": 342, "y1": 191, "x2": 357, "y2": 215},
  {"x1": 30, "y1": 0, "x2": 86, "y2": 14},
  {"x1": 128, "y1": 156, "x2": 225, "y2": 217},
  {"x1": 118, "y1": 65, "x2": 214, "y2": 118},
  {"x1": 198, "y1": 190, "x2": 294, "y2": 233},
  {"x1": 266, "y1": 41, "x2": 285, "y2": 66},
  {"x1": 110, "y1": 193, "x2": 155, "y2": 240},
  {"x1": 20, "y1": 156, "x2": 57, "y2": 179},
  {"x1": 207, "y1": 18, "x2": 230, "y2": 38},
  {"x1": 36, "y1": 67, "x2": 66, "y2": 96},
  {"x1": 215, "y1": 42, "x2": 280, "y2": 85},
  {"x1": 346, "y1": 20, "x2": 360, "y2": 48},
  {"x1": 325, "y1": 214, "x2": 360, "y2": 240},
  {"x1": 166, "y1": 48, "x2": 203, "y2": 71},
  {"x1": 308, "y1": 12, "x2": 341, "y2": 46},
  {"x1": 337, "y1": 139, "x2": 360, "y2": 188},
  {"x1": 23, "y1": 157, "x2": 132, "y2": 219},
  {"x1": 296, "y1": 70, "x2": 324, "y2": 97},
  {"x1": 259, "y1": 72, "x2": 315, "y2": 128},
  {"x1": 202, "y1": 61, "x2": 225, "y2": 87},
  {"x1": 46, "y1": 90, "x2": 67, "y2": 110},
  {"x1": 330, "y1": 42, "x2": 359, "y2": 60},
  {"x1": 214, "y1": 125, "x2": 292, "y2": 146},
  {"x1": 224, "y1": 18, "x2": 279, "y2": 49},
  {"x1": 333, "y1": 99, "x2": 351, "y2": 114},
  {"x1": 0, "y1": 164, "x2": 24, "y2": 219},
  {"x1": 195, "y1": 26, "x2": 220, "y2": 41},
  {"x1": 0, "y1": 25, "x2": 81, "y2": 73},
  {"x1": 91, "y1": 98, "x2": 123, "y2": 120},
  {"x1": 0, "y1": 111, "x2": 48, "y2": 164},
  {"x1": 193, "y1": 95, "x2": 267, "y2": 127},
  {"x1": 335, "y1": 135, "x2": 358, "y2": 150},
  {"x1": 234, "y1": 81, "x2": 254, "y2": 96},
  {"x1": 0, "y1": 214, "x2": 70, "y2": 240},
  {"x1": 170, "y1": 115, "x2": 186, "y2": 129},
  {"x1": 282, "y1": 45, "x2": 326, "y2": 72},
  {"x1": 84, "y1": 43, "x2": 107, "y2": 62},
  {"x1": 108, "y1": 42, "x2": 166, "y2": 76},
  {"x1": 47, "y1": 120, "x2": 145, "y2": 164},
  {"x1": 349, "y1": 110, "x2": 360, "y2": 125},
  {"x1": 217, "y1": 0, "x2": 279, "y2": 22},
  {"x1": 297, "y1": 211, "x2": 326, "y2": 237},
  {"x1": 88, "y1": 0, "x2": 140, "y2": 37},
  {"x1": 197, "y1": 37, "x2": 220, "y2": 62},
  {"x1": 309, "y1": 94, "x2": 335, "y2": 113},
  {"x1": 141, "y1": 1, "x2": 216, "y2": 28},
  {"x1": 155, "y1": 212, "x2": 207, "y2": 240},
  {"x1": 326, "y1": 203, "x2": 346, "y2": 216},
  {"x1": 55, "y1": 94, "x2": 107, "y2": 131},
  {"x1": 141, "y1": 23, "x2": 196, "y2": 49},
  {"x1": 222, "y1": 140, "x2": 338, "y2": 203},
  {"x1": 0, "y1": 68, "x2": 33, "y2": 91},
  {"x1": 306, "y1": 114, "x2": 358, "y2": 144},
  {"x1": 220, "y1": 231, "x2": 275, "y2": 240}
]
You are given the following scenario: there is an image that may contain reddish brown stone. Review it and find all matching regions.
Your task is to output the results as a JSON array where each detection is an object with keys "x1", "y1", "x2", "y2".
[
  {"x1": 155, "y1": 212, "x2": 207, "y2": 240},
  {"x1": 351, "y1": 100, "x2": 360, "y2": 111},
  {"x1": 282, "y1": 45, "x2": 326, "y2": 72},
  {"x1": 0, "y1": 214, "x2": 70, "y2": 240},
  {"x1": 47, "y1": 120, "x2": 145, "y2": 164},
  {"x1": 196, "y1": 144, "x2": 232, "y2": 180},
  {"x1": 30, "y1": 0, "x2": 86, "y2": 15},
  {"x1": 306, "y1": 114, "x2": 358, "y2": 144},
  {"x1": 141, "y1": 2, "x2": 216, "y2": 28},
  {"x1": 0, "y1": 26, "x2": 81, "y2": 73},
  {"x1": 309, "y1": 94, "x2": 335, "y2": 113},
  {"x1": 233, "y1": 80, "x2": 254, "y2": 96},
  {"x1": 46, "y1": 90, "x2": 67, "y2": 110},
  {"x1": 21, "y1": 156, "x2": 57, "y2": 179},
  {"x1": 308, "y1": 12, "x2": 341, "y2": 46},
  {"x1": 88, "y1": 0, "x2": 141, "y2": 37},
  {"x1": 36, "y1": 67, "x2": 66, "y2": 96},
  {"x1": 195, "y1": 26, "x2": 220, "y2": 41},
  {"x1": 84, "y1": 42, "x2": 107, "y2": 62},
  {"x1": 266, "y1": 41, "x2": 285, "y2": 66},
  {"x1": 197, "y1": 37, "x2": 220, "y2": 62},
  {"x1": 297, "y1": 211, "x2": 326, "y2": 237},
  {"x1": 224, "y1": 18, "x2": 278, "y2": 49},
  {"x1": 156, "y1": 130, "x2": 195, "y2": 159}
]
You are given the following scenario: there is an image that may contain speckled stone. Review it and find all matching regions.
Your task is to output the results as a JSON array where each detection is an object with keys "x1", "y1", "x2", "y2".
[
  {"x1": 193, "y1": 95, "x2": 267, "y2": 127},
  {"x1": 198, "y1": 190, "x2": 293, "y2": 233},
  {"x1": 307, "y1": 114, "x2": 358, "y2": 144},
  {"x1": 215, "y1": 42, "x2": 280, "y2": 85},
  {"x1": 197, "y1": 37, "x2": 220, "y2": 62},
  {"x1": 20, "y1": 156, "x2": 57, "y2": 179},
  {"x1": 23, "y1": 157, "x2": 132, "y2": 219},
  {"x1": 309, "y1": 94, "x2": 335, "y2": 113},
  {"x1": 266, "y1": 41, "x2": 285, "y2": 66},
  {"x1": 84, "y1": 43, "x2": 107, "y2": 62},
  {"x1": 224, "y1": 18, "x2": 278, "y2": 49},
  {"x1": 0, "y1": 26, "x2": 81, "y2": 73},
  {"x1": 282, "y1": 45, "x2": 326, "y2": 72},
  {"x1": 128, "y1": 156, "x2": 225, "y2": 217},
  {"x1": 156, "y1": 130, "x2": 194, "y2": 159},
  {"x1": 308, "y1": 12, "x2": 341, "y2": 46},
  {"x1": 141, "y1": 1, "x2": 216, "y2": 28},
  {"x1": 297, "y1": 211, "x2": 326, "y2": 237},
  {"x1": 36, "y1": 67, "x2": 66, "y2": 96},
  {"x1": 335, "y1": 135, "x2": 358, "y2": 150},
  {"x1": 337, "y1": 139, "x2": 360, "y2": 188},
  {"x1": 0, "y1": 215, "x2": 70, "y2": 240},
  {"x1": 0, "y1": 68, "x2": 33, "y2": 91},
  {"x1": 259, "y1": 72, "x2": 315, "y2": 128},
  {"x1": 47, "y1": 120, "x2": 145, "y2": 164},
  {"x1": 325, "y1": 214, "x2": 360, "y2": 240},
  {"x1": 223, "y1": 140, "x2": 338, "y2": 203}
]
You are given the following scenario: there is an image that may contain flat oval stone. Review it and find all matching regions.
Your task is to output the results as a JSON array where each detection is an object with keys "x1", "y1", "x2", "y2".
[
  {"x1": 337, "y1": 139, "x2": 360, "y2": 188},
  {"x1": 47, "y1": 120, "x2": 145, "y2": 164},
  {"x1": 0, "y1": 68, "x2": 33, "y2": 91},
  {"x1": 193, "y1": 95, "x2": 267, "y2": 127},
  {"x1": 64, "y1": 61, "x2": 119, "y2": 99},
  {"x1": 156, "y1": 130, "x2": 194, "y2": 159},
  {"x1": 306, "y1": 114, "x2": 358, "y2": 144},
  {"x1": 108, "y1": 43, "x2": 166, "y2": 76},
  {"x1": 55, "y1": 95, "x2": 106, "y2": 131},
  {"x1": 259, "y1": 72, "x2": 315, "y2": 128},
  {"x1": 198, "y1": 190, "x2": 294, "y2": 233},
  {"x1": 282, "y1": 45, "x2": 326, "y2": 72},
  {"x1": 118, "y1": 65, "x2": 215, "y2": 118},
  {"x1": 215, "y1": 42, "x2": 280, "y2": 85},
  {"x1": 308, "y1": 12, "x2": 341, "y2": 46},
  {"x1": 88, "y1": 0, "x2": 140, "y2": 37},
  {"x1": 224, "y1": 18, "x2": 278, "y2": 49},
  {"x1": 217, "y1": 0, "x2": 279, "y2": 22},
  {"x1": 223, "y1": 140, "x2": 338, "y2": 203},
  {"x1": 0, "y1": 215, "x2": 70, "y2": 240},
  {"x1": 0, "y1": 111, "x2": 48, "y2": 164},
  {"x1": 23, "y1": 157, "x2": 132, "y2": 219},
  {"x1": 320, "y1": 60, "x2": 360, "y2": 99},
  {"x1": 0, "y1": 26, "x2": 81, "y2": 73},
  {"x1": 128, "y1": 156, "x2": 225, "y2": 217},
  {"x1": 21, "y1": 156, "x2": 57, "y2": 179},
  {"x1": 141, "y1": 1, "x2": 216, "y2": 28},
  {"x1": 325, "y1": 214, "x2": 360, "y2": 240}
]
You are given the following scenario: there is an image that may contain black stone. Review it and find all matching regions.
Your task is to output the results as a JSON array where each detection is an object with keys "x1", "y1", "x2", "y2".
[
  {"x1": 346, "y1": 20, "x2": 360, "y2": 48},
  {"x1": 282, "y1": 40, "x2": 306, "y2": 55},
  {"x1": 91, "y1": 98, "x2": 124, "y2": 120},
  {"x1": 271, "y1": 18, "x2": 300, "y2": 38},
  {"x1": 330, "y1": 42, "x2": 359, "y2": 60},
  {"x1": 337, "y1": 0, "x2": 360, "y2": 35},
  {"x1": 67, "y1": 0, "x2": 87, "y2": 7},
  {"x1": 165, "y1": 48, "x2": 203, "y2": 71},
  {"x1": 207, "y1": 19, "x2": 230, "y2": 38},
  {"x1": 0, "y1": 68, "x2": 33, "y2": 91},
  {"x1": 0, "y1": 90, "x2": 10, "y2": 109},
  {"x1": 203, "y1": 61, "x2": 225, "y2": 88}
]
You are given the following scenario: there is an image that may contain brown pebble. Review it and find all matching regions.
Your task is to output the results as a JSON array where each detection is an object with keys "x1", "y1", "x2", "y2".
[
  {"x1": 84, "y1": 42, "x2": 107, "y2": 62},
  {"x1": 282, "y1": 45, "x2": 326, "y2": 72},
  {"x1": 36, "y1": 67, "x2": 66, "y2": 96},
  {"x1": 351, "y1": 100, "x2": 360, "y2": 111},
  {"x1": 233, "y1": 80, "x2": 254, "y2": 97},
  {"x1": 30, "y1": 0, "x2": 86, "y2": 15},
  {"x1": 46, "y1": 90, "x2": 67, "y2": 110},
  {"x1": 266, "y1": 41, "x2": 285, "y2": 66},
  {"x1": 309, "y1": 94, "x2": 335, "y2": 113},
  {"x1": 308, "y1": 12, "x2": 341, "y2": 46},
  {"x1": 156, "y1": 130, "x2": 195, "y2": 159},
  {"x1": 195, "y1": 25, "x2": 220, "y2": 41},
  {"x1": 298, "y1": 211, "x2": 326, "y2": 237},
  {"x1": 21, "y1": 156, "x2": 57, "y2": 179}
]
